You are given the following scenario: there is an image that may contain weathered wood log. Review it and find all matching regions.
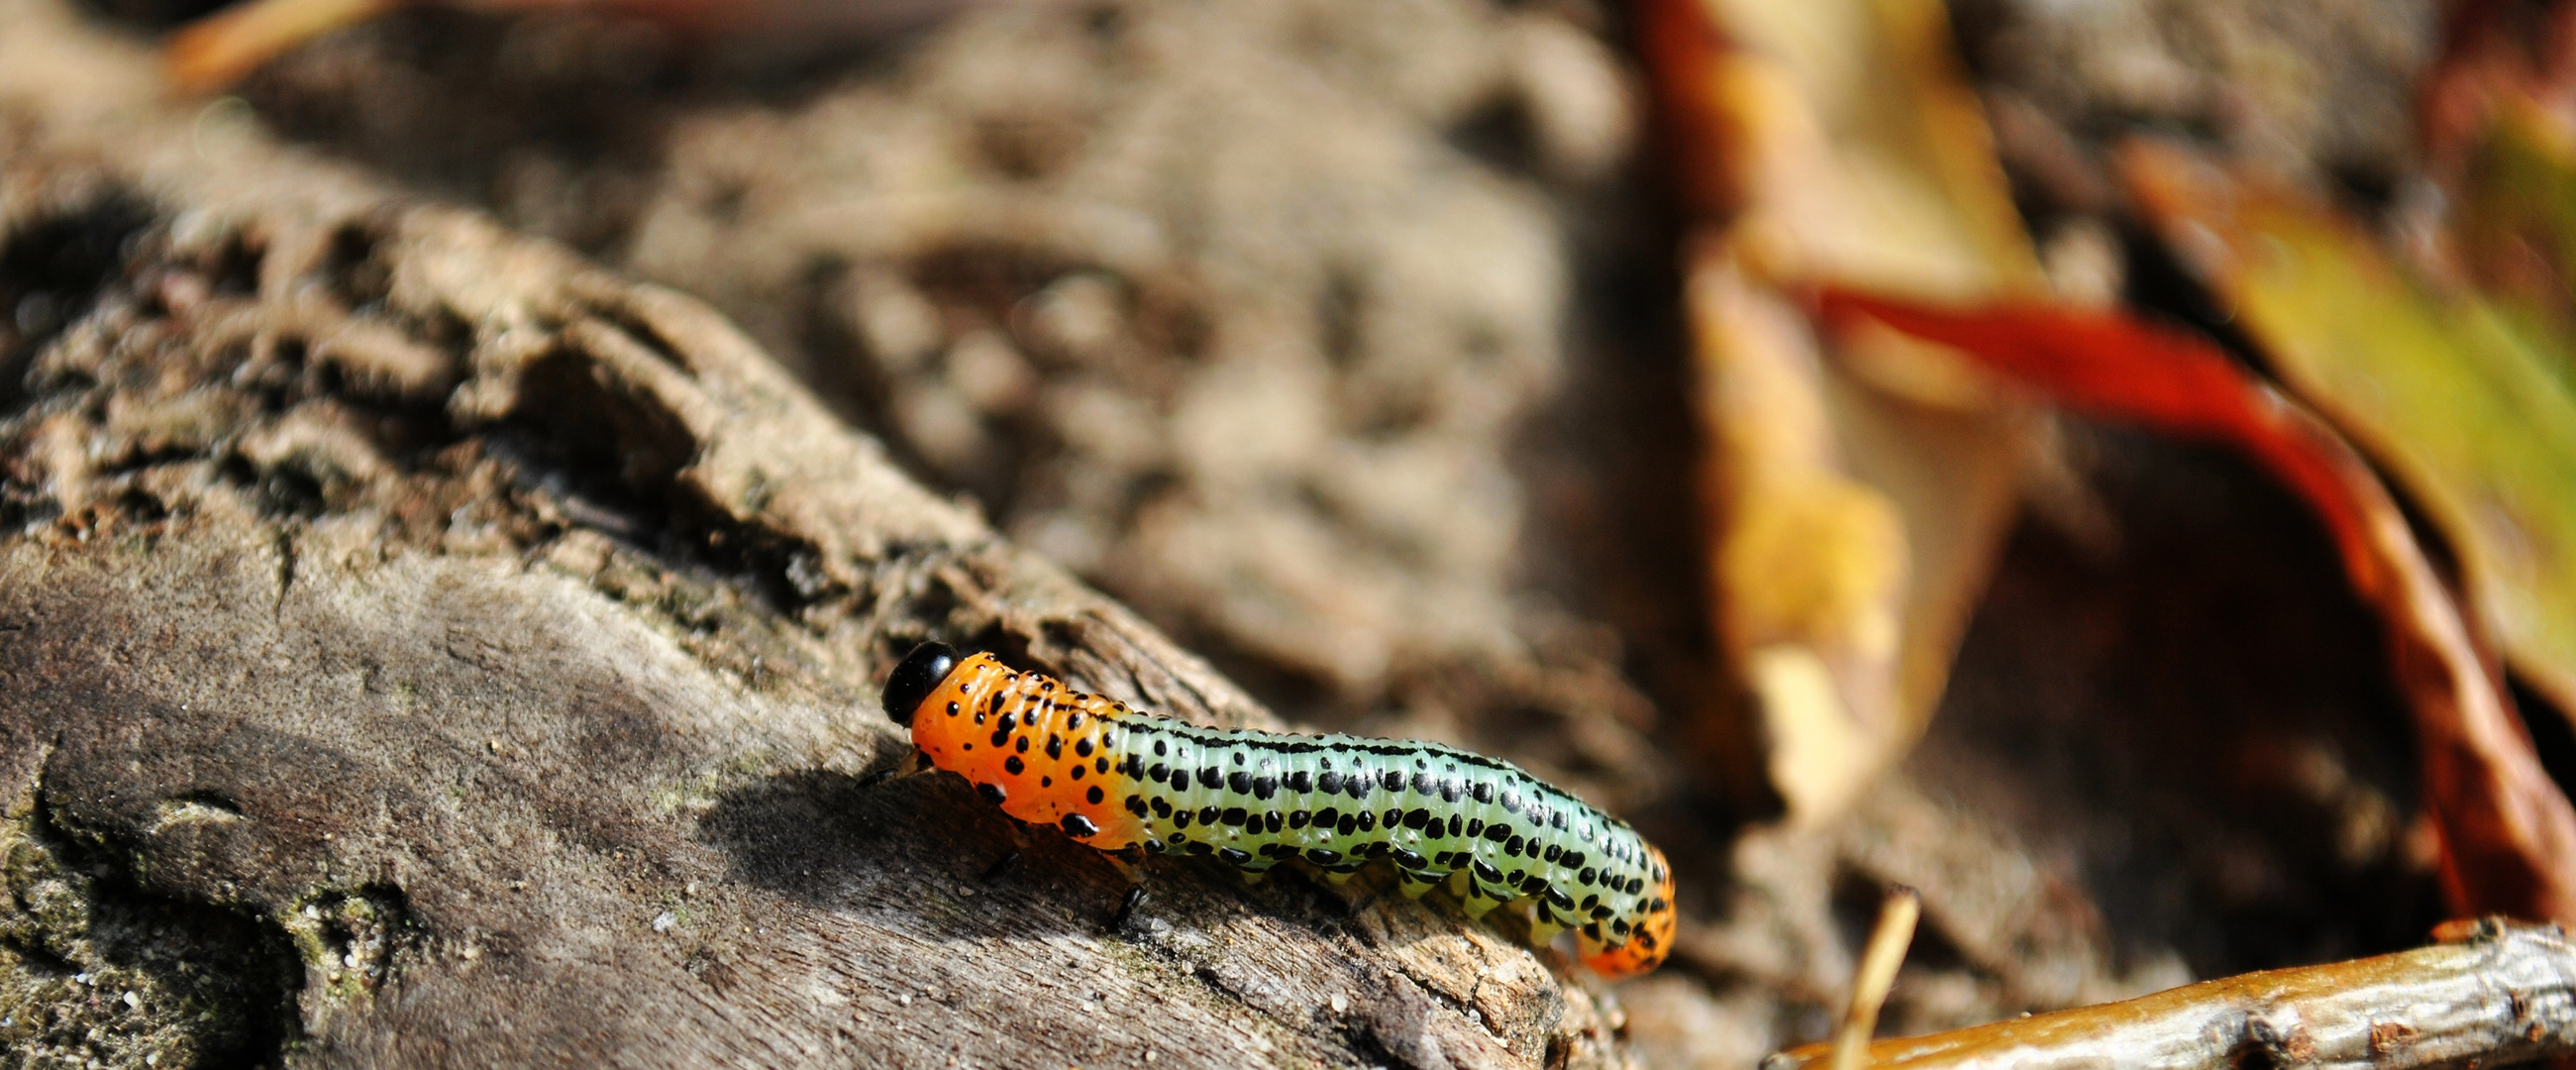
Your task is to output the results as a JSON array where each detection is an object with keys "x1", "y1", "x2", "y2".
[{"x1": 0, "y1": 2, "x2": 1633, "y2": 1065}]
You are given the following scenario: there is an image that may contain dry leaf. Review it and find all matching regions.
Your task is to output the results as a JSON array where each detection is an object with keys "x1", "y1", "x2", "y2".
[
  {"x1": 1815, "y1": 285, "x2": 2576, "y2": 924},
  {"x1": 1644, "y1": 0, "x2": 2039, "y2": 819},
  {"x1": 2127, "y1": 140, "x2": 2576, "y2": 748}
]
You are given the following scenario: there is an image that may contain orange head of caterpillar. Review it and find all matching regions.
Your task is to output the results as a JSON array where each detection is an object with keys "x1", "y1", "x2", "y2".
[
  {"x1": 1580, "y1": 844, "x2": 1676, "y2": 978},
  {"x1": 880, "y1": 642, "x2": 961, "y2": 727},
  {"x1": 880, "y1": 642, "x2": 1148, "y2": 850}
]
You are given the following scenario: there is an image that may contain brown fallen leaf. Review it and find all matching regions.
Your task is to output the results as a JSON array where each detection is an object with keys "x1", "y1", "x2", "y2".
[
  {"x1": 2125, "y1": 140, "x2": 2576, "y2": 752},
  {"x1": 1642, "y1": 0, "x2": 2041, "y2": 819},
  {"x1": 1764, "y1": 918, "x2": 2576, "y2": 1070},
  {"x1": 1814, "y1": 285, "x2": 2576, "y2": 925}
]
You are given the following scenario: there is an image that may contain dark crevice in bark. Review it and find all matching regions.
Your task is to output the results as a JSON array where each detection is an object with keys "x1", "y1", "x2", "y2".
[{"x1": 2, "y1": 792, "x2": 306, "y2": 1069}]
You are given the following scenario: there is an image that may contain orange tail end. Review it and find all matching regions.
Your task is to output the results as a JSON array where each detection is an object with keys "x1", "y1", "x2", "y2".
[{"x1": 1582, "y1": 845, "x2": 1677, "y2": 978}]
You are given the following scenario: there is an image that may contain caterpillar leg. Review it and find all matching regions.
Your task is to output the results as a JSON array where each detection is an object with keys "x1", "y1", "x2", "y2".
[
  {"x1": 1089, "y1": 847, "x2": 1152, "y2": 927},
  {"x1": 1396, "y1": 869, "x2": 1446, "y2": 899},
  {"x1": 1102, "y1": 845, "x2": 1152, "y2": 884},
  {"x1": 1110, "y1": 886, "x2": 1150, "y2": 930},
  {"x1": 1446, "y1": 869, "x2": 1510, "y2": 919},
  {"x1": 980, "y1": 818, "x2": 1035, "y2": 882},
  {"x1": 856, "y1": 750, "x2": 932, "y2": 790},
  {"x1": 1443, "y1": 867, "x2": 1475, "y2": 903},
  {"x1": 1523, "y1": 899, "x2": 1570, "y2": 944},
  {"x1": 1206, "y1": 845, "x2": 1278, "y2": 885}
]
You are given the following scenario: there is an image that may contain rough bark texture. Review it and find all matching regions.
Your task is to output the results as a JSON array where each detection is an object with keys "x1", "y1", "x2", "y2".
[{"x1": 0, "y1": 2, "x2": 1632, "y2": 1066}]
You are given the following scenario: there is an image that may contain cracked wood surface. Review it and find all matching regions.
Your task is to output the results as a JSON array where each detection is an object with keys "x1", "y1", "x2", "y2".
[{"x1": 0, "y1": 1, "x2": 1633, "y2": 1066}]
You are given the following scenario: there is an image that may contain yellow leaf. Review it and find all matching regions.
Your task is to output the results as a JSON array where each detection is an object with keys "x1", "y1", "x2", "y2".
[{"x1": 1658, "y1": 0, "x2": 2040, "y2": 819}]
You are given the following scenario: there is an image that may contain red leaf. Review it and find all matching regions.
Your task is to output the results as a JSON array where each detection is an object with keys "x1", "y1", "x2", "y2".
[{"x1": 1816, "y1": 287, "x2": 2576, "y2": 926}]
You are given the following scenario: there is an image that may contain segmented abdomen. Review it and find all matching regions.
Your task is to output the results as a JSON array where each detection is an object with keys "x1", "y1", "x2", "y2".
[{"x1": 886, "y1": 645, "x2": 1675, "y2": 976}]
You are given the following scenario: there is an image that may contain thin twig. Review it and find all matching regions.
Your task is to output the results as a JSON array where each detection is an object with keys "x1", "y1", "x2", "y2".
[
  {"x1": 1768, "y1": 918, "x2": 2576, "y2": 1070},
  {"x1": 1832, "y1": 886, "x2": 1922, "y2": 1070}
]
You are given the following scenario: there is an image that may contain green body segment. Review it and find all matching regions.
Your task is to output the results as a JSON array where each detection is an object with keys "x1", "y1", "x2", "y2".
[{"x1": 1110, "y1": 717, "x2": 1664, "y2": 952}]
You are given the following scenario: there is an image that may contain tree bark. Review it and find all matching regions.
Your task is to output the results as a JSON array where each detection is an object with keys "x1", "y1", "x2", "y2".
[{"x1": 0, "y1": 2, "x2": 1632, "y2": 1066}]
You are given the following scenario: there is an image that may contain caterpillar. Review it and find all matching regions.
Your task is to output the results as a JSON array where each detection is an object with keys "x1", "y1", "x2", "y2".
[{"x1": 879, "y1": 642, "x2": 1676, "y2": 977}]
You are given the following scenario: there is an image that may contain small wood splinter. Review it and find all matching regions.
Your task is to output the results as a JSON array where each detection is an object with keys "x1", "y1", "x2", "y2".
[
  {"x1": 1765, "y1": 917, "x2": 2576, "y2": 1070},
  {"x1": 1830, "y1": 886, "x2": 1921, "y2": 1070}
]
